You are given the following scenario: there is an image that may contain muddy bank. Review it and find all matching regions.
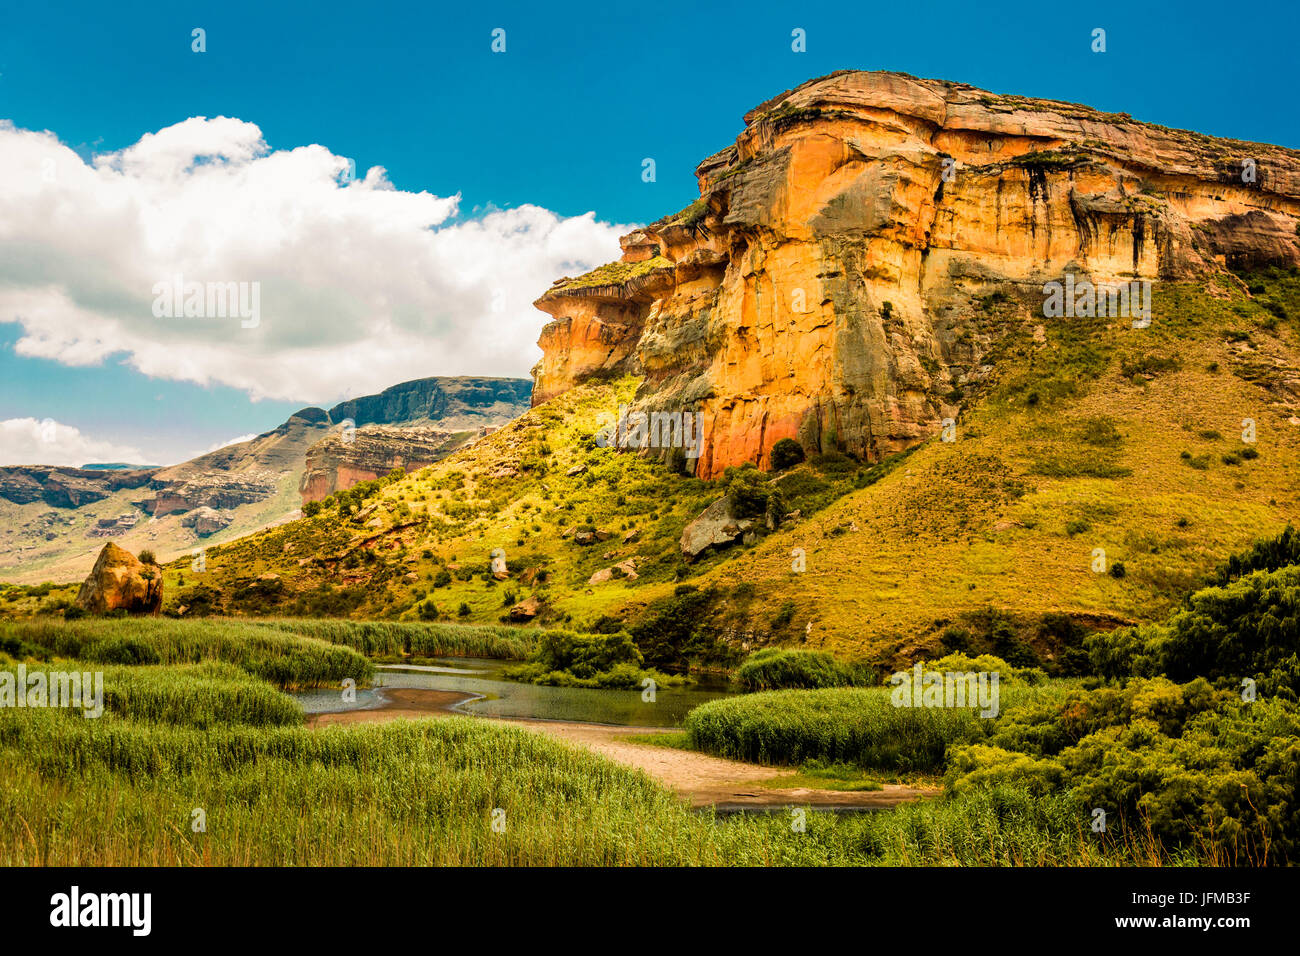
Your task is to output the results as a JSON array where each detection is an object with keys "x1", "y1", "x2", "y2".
[{"x1": 304, "y1": 687, "x2": 936, "y2": 811}]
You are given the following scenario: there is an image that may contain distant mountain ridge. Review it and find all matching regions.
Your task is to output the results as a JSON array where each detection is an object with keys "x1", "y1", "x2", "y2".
[
  {"x1": 0, "y1": 376, "x2": 531, "y2": 583},
  {"x1": 300, "y1": 377, "x2": 533, "y2": 503},
  {"x1": 328, "y1": 377, "x2": 532, "y2": 428},
  {"x1": 80, "y1": 463, "x2": 162, "y2": 471}
]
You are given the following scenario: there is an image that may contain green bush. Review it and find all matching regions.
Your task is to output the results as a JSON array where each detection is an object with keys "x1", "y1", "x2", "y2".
[
  {"x1": 1213, "y1": 524, "x2": 1300, "y2": 584},
  {"x1": 724, "y1": 464, "x2": 773, "y2": 519},
  {"x1": 685, "y1": 687, "x2": 996, "y2": 771},
  {"x1": 944, "y1": 679, "x2": 1300, "y2": 863},
  {"x1": 626, "y1": 586, "x2": 731, "y2": 671},
  {"x1": 770, "y1": 438, "x2": 806, "y2": 471},
  {"x1": 735, "y1": 648, "x2": 875, "y2": 691},
  {"x1": 1087, "y1": 563, "x2": 1300, "y2": 695},
  {"x1": 502, "y1": 630, "x2": 684, "y2": 689}
]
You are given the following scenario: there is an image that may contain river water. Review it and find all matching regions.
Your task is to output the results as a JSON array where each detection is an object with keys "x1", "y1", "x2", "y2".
[{"x1": 294, "y1": 657, "x2": 735, "y2": 727}]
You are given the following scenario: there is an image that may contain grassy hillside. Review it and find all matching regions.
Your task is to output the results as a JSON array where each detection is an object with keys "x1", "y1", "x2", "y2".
[{"x1": 39, "y1": 270, "x2": 1298, "y2": 672}]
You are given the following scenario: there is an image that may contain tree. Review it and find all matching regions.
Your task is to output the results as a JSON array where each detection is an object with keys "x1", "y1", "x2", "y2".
[{"x1": 770, "y1": 437, "x2": 806, "y2": 471}]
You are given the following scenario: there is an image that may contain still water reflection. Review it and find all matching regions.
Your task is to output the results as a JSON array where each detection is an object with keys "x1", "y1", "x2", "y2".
[{"x1": 294, "y1": 657, "x2": 735, "y2": 727}]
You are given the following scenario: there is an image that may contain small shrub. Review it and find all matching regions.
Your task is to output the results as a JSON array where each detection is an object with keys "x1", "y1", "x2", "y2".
[{"x1": 769, "y1": 600, "x2": 797, "y2": 630}]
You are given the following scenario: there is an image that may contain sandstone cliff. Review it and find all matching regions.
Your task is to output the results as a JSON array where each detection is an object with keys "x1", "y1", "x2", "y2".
[
  {"x1": 299, "y1": 424, "x2": 473, "y2": 503},
  {"x1": 532, "y1": 70, "x2": 1300, "y2": 478}
]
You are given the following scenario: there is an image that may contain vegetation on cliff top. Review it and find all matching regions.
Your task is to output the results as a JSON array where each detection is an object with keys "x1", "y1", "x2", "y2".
[{"x1": 544, "y1": 256, "x2": 674, "y2": 296}]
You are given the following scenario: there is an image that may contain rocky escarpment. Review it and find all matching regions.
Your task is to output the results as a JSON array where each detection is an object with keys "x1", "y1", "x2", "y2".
[
  {"x1": 328, "y1": 377, "x2": 531, "y2": 428},
  {"x1": 0, "y1": 466, "x2": 155, "y2": 507},
  {"x1": 299, "y1": 377, "x2": 532, "y2": 503},
  {"x1": 1, "y1": 378, "x2": 530, "y2": 583},
  {"x1": 299, "y1": 424, "x2": 475, "y2": 503},
  {"x1": 532, "y1": 70, "x2": 1300, "y2": 478}
]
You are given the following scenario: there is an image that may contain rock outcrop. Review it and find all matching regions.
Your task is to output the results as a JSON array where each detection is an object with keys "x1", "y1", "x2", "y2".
[
  {"x1": 181, "y1": 506, "x2": 232, "y2": 536},
  {"x1": 87, "y1": 513, "x2": 141, "y2": 538},
  {"x1": 300, "y1": 425, "x2": 467, "y2": 503},
  {"x1": 532, "y1": 70, "x2": 1300, "y2": 478},
  {"x1": 74, "y1": 542, "x2": 163, "y2": 615},
  {"x1": 508, "y1": 595, "x2": 545, "y2": 621},
  {"x1": 680, "y1": 496, "x2": 754, "y2": 558}
]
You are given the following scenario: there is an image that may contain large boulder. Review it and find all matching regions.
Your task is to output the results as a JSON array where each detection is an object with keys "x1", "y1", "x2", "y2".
[
  {"x1": 181, "y1": 506, "x2": 231, "y2": 536},
  {"x1": 75, "y1": 542, "x2": 163, "y2": 615},
  {"x1": 508, "y1": 595, "x2": 545, "y2": 621},
  {"x1": 680, "y1": 496, "x2": 753, "y2": 559}
]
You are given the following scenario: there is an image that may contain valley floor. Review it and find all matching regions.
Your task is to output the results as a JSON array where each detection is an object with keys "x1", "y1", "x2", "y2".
[{"x1": 306, "y1": 687, "x2": 935, "y2": 809}]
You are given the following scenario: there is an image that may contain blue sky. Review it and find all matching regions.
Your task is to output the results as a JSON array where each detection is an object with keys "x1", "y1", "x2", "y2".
[{"x1": 1, "y1": 0, "x2": 1297, "y2": 464}]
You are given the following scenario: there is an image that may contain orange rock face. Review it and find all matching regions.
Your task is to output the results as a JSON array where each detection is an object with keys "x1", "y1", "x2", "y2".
[
  {"x1": 75, "y1": 542, "x2": 163, "y2": 615},
  {"x1": 532, "y1": 70, "x2": 1300, "y2": 478}
]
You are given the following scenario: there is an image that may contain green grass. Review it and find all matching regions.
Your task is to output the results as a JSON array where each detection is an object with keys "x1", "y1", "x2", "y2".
[
  {"x1": 257, "y1": 618, "x2": 538, "y2": 660},
  {"x1": 0, "y1": 691, "x2": 1177, "y2": 866},
  {"x1": 734, "y1": 647, "x2": 875, "y2": 691},
  {"x1": 93, "y1": 662, "x2": 305, "y2": 728},
  {"x1": 622, "y1": 730, "x2": 693, "y2": 749},
  {"x1": 0, "y1": 618, "x2": 1216, "y2": 866},
  {"x1": 685, "y1": 683, "x2": 1062, "y2": 772},
  {"x1": 0, "y1": 704, "x2": 1194, "y2": 866},
  {"x1": 685, "y1": 687, "x2": 985, "y2": 771},
  {"x1": 0, "y1": 618, "x2": 371, "y2": 689},
  {"x1": 770, "y1": 760, "x2": 885, "y2": 792},
  {"x1": 544, "y1": 256, "x2": 673, "y2": 295}
]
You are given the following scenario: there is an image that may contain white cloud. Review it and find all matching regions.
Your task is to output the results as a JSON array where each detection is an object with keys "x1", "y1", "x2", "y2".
[
  {"x1": 0, "y1": 117, "x2": 632, "y2": 403},
  {"x1": 203, "y1": 433, "x2": 258, "y2": 453},
  {"x1": 0, "y1": 418, "x2": 146, "y2": 467}
]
